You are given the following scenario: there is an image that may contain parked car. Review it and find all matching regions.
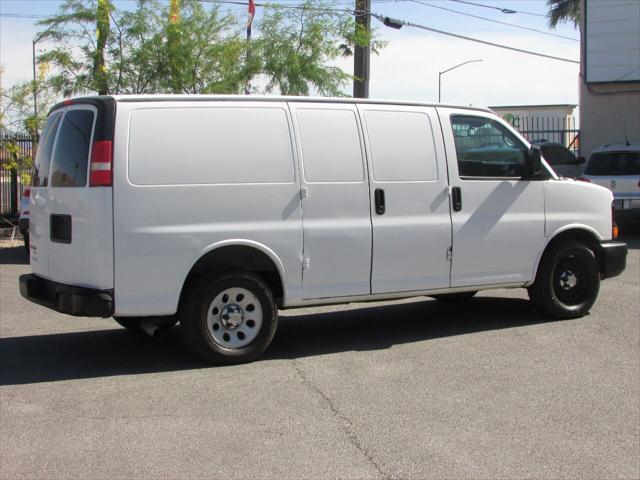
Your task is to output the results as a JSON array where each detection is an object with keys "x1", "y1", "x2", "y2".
[
  {"x1": 19, "y1": 95, "x2": 627, "y2": 364},
  {"x1": 580, "y1": 143, "x2": 640, "y2": 222},
  {"x1": 18, "y1": 188, "x2": 29, "y2": 251},
  {"x1": 533, "y1": 140, "x2": 586, "y2": 178}
]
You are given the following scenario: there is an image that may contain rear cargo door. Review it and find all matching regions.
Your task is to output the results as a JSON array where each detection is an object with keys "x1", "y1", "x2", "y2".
[
  {"x1": 33, "y1": 103, "x2": 114, "y2": 290},
  {"x1": 30, "y1": 111, "x2": 63, "y2": 278}
]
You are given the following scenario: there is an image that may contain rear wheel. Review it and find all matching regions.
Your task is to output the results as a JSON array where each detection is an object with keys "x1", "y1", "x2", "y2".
[
  {"x1": 528, "y1": 241, "x2": 600, "y2": 319},
  {"x1": 431, "y1": 291, "x2": 477, "y2": 302},
  {"x1": 180, "y1": 271, "x2": 277, "y2": 364}
]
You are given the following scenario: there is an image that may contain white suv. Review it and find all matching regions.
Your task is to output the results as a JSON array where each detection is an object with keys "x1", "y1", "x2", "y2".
[{"x1": 581, "y1": 143, "x2": 640, "y2": 222}]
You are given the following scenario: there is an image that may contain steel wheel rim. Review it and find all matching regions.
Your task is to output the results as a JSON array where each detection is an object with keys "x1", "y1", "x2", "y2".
[
  {"x1": 553, "y1": 256, "x2": 589, "y2": 306},
  {"x1": 206, "y1": 287, "x2": 263, "y2": 349}
]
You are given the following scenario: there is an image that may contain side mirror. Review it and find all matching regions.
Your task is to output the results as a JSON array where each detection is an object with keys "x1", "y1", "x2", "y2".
[{"x1": 524, "y1": 145, "x2": 543, "y2": 179}]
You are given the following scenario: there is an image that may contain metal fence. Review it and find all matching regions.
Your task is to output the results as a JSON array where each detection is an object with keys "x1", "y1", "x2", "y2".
[
  {"x1": 505, "y1": 116, "x2": 580, "y2": 155},
  {"x1": 1, "y1": 133, "x2": 33, "y2": 216}
]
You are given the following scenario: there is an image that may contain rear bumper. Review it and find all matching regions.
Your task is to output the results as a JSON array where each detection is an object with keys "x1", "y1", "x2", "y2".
[
  {"x1": 597, "y1": 241, "x2": 628, "y2": 279},
  {"x1": 19, "y1": 274, "x2": 113, "y2": 318}
]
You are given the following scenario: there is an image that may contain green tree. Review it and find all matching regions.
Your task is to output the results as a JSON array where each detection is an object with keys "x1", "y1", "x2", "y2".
[
  {"x1": 161, "y1": 0, "x2": 248, "y2": 94},
  {"x1": 0, "y1": 66, "x2": 54, "y2": 136},
  {"x1": 547, "y1": 0, "x2": 580, "y2": 29},
  {"x1": 108, "y1": 0, "x2": 167, "y2": 94},
  {"x1": 37, "y1": 0, "x2": 248, "y2": 96},
  {"x1": 253, "y1": 0, "x2": 383, "y2": 96},
  {"x1": 35, "y1": 0, "x2": 383, "y2": 98},
  {"x1": 93, "y1": 0, "x2": 113, "y2": 94},
  {"x1": 37, "y1": 0, "x2": 115, "y2": 95}
]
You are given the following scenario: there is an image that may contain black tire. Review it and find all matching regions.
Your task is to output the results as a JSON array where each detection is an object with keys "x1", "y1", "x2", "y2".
[
  {"x1": 180, "y1": 271, "x2": 278, "y2": 364},
  {"x1": 431, "y1": 291, "x2": 477, "y2": 302},
  {"x1": 528, "y1": 241, "x2": 600, "y2": 319}
]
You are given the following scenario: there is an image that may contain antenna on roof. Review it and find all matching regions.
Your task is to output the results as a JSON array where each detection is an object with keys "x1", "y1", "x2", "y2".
[{"x1": 624, "y1": 125, "x2": 630, "y2": 146}]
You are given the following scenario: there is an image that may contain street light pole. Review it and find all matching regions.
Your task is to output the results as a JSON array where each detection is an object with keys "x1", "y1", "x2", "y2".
[
  {"x1": 32, "y1": 39, "x2": 38, "y2": 130},
  {"x1": 438, "y1": 59, "x2": 482, "y2": 103}
]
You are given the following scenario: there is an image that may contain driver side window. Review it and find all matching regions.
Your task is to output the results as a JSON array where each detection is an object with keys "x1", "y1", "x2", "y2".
[{"x1": 451, "y1": 115, "x2": 527, "y2": 178}]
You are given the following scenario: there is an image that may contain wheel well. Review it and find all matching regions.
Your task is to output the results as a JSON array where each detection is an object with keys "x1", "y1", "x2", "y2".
[
  {"x1": 538, "y1": 228, "x2": 603, "y2": 275},
  {"x1": 179, "y1": 246, "x2": 284, "y2": 308}
]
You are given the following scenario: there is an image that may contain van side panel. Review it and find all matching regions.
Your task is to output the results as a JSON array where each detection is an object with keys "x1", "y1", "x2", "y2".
[
  {"x1": 358, "y1": 105, "x2": 452, "y2": 293},
  {"x1": 289, "y1": 103, "x2": 372, "y2": 299},
  {"x1": 544, "y1": 180, "x2": 612, "y2": 240},
  {"x1": 112, "y1": 101, "x2": 303, "y2": 316}
]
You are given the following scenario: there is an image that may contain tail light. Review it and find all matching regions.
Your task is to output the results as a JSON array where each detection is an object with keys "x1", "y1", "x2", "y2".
[
  {"x1": 89, "y1": 140, "x2": 113, "y2": 187},
  {"x1": 23, "y1": 188, "x2": 30, "y2": 198},
  {"x1": 612, "y1": 203, "x2": 619, "y2": 239},
  {"x1": 577, "y1": 177, "x2": 591, "y2": 183}
]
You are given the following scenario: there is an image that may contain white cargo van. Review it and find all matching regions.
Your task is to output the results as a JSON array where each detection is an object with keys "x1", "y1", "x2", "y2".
[{"x1": 20, "y1": 95, "x2": 627, "y2": 363}]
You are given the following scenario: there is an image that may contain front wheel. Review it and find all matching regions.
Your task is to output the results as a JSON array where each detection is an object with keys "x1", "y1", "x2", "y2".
[
  {"x1": 180, "y1": 271, "x2": 278, "y2": 364},
  {"x1": 528, "y1": 241, "x2": 600, "y2": 319}
]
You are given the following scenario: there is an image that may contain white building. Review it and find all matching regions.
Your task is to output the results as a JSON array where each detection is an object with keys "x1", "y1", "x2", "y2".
[{"x1": 579, "y1": 0, "x2": 640, "y2": 157}]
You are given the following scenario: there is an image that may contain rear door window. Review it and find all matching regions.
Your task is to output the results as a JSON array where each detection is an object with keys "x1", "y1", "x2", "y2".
[
  {"x1": 32, "y1": 112, "x2": 63, "y2": 187},
  {"x1": 585, "y1": 151, "x2": 640, "y2": 175},
  {"x1": 50, "y1": 109, "x2": 95, "y2": 187}
]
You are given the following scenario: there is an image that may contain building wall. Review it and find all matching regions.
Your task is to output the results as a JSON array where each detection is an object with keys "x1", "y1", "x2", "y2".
[{"x1": 579, "y1": 0, "x2": 640, "y2": 157}]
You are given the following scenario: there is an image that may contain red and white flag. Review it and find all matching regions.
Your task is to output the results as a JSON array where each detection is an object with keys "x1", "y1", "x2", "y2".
[{"x1": 247, "y1": 0, "x2": 256, "y2": 30}]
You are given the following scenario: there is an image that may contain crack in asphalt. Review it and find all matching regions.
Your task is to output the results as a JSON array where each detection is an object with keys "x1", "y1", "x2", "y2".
[{"x1": 290, "y1": 357, "x2": 388, "y2": 480}]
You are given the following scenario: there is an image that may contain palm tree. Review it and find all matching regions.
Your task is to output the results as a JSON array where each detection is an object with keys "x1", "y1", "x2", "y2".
[{"x1": 547, "y1": 0, "x2": 580, "y2": 29}]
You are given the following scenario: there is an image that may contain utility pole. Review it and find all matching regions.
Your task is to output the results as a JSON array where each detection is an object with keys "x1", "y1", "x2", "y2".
[{"x1": 353, "y1": 0, "x2": 371, "y2": 98}]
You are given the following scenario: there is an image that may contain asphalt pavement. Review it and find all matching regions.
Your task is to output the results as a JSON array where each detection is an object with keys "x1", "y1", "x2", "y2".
[{"x1": 1, "y1": 227, "x2": 639, "y2": 479}]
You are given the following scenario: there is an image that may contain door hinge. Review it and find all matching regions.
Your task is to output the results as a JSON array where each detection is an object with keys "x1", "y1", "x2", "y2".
[
  {"x1": 302, "y1": 256, "x2": 310, "y2": 270},
  {"x1": 300, "y1": 187, "x2": 308, "y2": 199},
  {"x1": 446, "y1": 185, "x2": 453, "y2": 196},
  {"x1": 447, "y1": 247, "x2": 452, "y2": 262}
]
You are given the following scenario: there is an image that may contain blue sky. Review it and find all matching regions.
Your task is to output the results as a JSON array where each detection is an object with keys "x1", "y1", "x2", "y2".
[{"x1": 0, "y1": 0, "x2": 581, "y2": 107}]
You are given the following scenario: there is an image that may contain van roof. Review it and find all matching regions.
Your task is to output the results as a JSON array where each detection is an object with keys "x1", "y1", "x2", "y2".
[{"x1": 51, "y1": 94, "x2": 492, "y2": 114}]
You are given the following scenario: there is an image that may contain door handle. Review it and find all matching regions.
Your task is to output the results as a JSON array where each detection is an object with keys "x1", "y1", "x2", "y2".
[
  {"x1": 452, "y1": 186, "x2": 462, "y2": 212},
  {"x1": 374, "y1": 188, "x2": 386, "y2": 215}
]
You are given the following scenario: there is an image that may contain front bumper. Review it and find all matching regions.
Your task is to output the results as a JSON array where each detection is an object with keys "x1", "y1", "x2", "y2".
[
  {"x1": 19, "y1": 274, "x2": 113, "y2": 317},
  {"x1": 597, "y1": 241, "x2": 628, "y2": 279}
]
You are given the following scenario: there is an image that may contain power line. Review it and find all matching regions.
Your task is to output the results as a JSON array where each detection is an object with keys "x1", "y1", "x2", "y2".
[
  {"x1": 0, "y1": 13, "x2": 46, "y2": 18},
  {"x1": 372, "y1": 13, "x2": 579, "y2": 64},
  {"x1": 446, "y1": 0, "x2": 546, "y2": 17},
  {"x1": 410, "y1": 0, "x2": 578, "y2": 42},
  {"x1": 3, "y1": 1, "x2": 578, "y2": 64}
]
